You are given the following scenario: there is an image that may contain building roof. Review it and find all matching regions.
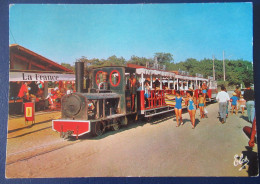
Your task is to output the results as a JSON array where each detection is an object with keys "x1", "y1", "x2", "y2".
[{"x1": 10, "y1": 44, "x2": 73, "y2": 73}]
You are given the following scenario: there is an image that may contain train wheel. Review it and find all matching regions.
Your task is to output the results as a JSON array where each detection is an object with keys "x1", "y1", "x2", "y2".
[
  {"x1": 111, "y1": 118, "x2": 120, "y2": 131},
  {"x1": 121, "y1": 116, "x2": 128, "y2": 126},
  {"x1": 111, "y1": 123, "x2": 120, "y2": 131},
  {"x1": 93, "y1": 121, "x2": 105, "y2": 136},
  {"x1": 145, "y1": 116, "x2": 152, "y2": 122}
]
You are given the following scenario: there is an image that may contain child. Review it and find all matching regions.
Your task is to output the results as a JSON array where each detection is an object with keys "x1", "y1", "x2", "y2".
[
  {"x1": 174, "y1": 90, "x2": 183, "y2": 127},
  {"x1": 186, "y1": 91, "x2": 197, "y2": 129},
  {"x1": 197, "y1": 93, "x2": 206, "y2": 118},
  {"x1": 230, "y1": 92, "x2": 238, "y2": 115},
  {"x1": 239, "y1": 95, "x2": 246, "y2": 114}
]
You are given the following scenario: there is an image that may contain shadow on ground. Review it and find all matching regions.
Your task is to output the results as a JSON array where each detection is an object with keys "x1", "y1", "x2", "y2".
[
  {"x1": 8, "y1": 118, "x2": 54, "y2": 134},
  {"x1": 240, "y1": 115, "x2": 251, "y2": 123},
  {"x1": 8, "y1": 126, "x2": 52, "y2": 139},
  {"x1": 241, "y1": 146, "x2": 259, "y2": 176},
  {"x1": 72, "y1": 112, "x2": 175, "y2": 141}
]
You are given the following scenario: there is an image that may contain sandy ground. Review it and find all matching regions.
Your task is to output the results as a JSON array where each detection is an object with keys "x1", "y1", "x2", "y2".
[{"x1": 5, "y1": 102, "x2": 258, "y2": 178}]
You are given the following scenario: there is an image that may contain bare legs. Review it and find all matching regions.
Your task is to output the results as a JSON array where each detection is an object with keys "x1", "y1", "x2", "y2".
[
  {"x1": 175, "y1": 108, "x2": 182, "y2": 127},
  {"x1": 231, "y1": 105, "x2": 237, "y2": 115},
  {"x1": 199, "y1": 106, "x2": 204, "y2": 118},
  {"x1": 189, "y1": 109, "x2": 196, "y2": 128},
  {"x1": 241, "y1": 106, "x2": 244, "y2": 114}
]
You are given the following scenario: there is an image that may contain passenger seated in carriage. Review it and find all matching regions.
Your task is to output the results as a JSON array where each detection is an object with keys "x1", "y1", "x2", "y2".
[
  {"x1": 144, "y1": 81, "x2": 150, "y2": 98},
  {"x1": 144, "y1": 81, "x2": 150, "y2": 107}
]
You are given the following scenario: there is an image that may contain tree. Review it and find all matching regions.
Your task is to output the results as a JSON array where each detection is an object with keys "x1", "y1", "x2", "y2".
[
  {"x1": 105, "y1": 55, "x2": 126, "y2": 66},
  {"x1": 154, "y1": 52, "x2": 174, "y2": 65},
  {"x1": 127, "y1": 55, "x2": 153, "y2": 66},
  {"x1": 61, "y1": 62, "x2": 74, "y2": 72},
  {"x1": 76, "y1": 56, "x2": 93, "y2": 66}
]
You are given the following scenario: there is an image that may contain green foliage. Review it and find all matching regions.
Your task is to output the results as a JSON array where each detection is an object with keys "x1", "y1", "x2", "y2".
[
  {"x1": 154, "y1": 52, "x2": 174, "y2": 64},
  {"x1": 167, "y1": 58, "x2": 253, "y2": 86},
  {"x1": 128, "y1": 55, "x2": 153, "y2": 66},
  {"x1": 217, "y1": 81, "x2": 229, "y2": 88},
  {"x1": 106, "y1": 55, "x2": 126, "y2": 66},
  {"x1": 61, "y1": 62, "x2": 74, "y2": 72}
]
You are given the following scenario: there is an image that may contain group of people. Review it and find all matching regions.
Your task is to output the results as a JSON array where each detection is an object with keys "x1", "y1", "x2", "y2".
[
  {"x1": 172, "y1": 82, "x2": 255, "y2": 130},
  {"x1": 216, "y1": 83, "x2": 255, "y2": 124},
  {"x1": 173, "y1": 90, "x2": 207, "y2": 129},
  {"x1": 13, "y1": 81, "x2": 76, "y2": 110},
  {"x1": 217, "y1": 83, "x2": 256, "y2": 148}
]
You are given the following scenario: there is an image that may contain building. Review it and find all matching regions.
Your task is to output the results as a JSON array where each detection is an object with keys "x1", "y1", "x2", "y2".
[{"x1": 9, "y1": 44, "x2": 75, "y2": 114}]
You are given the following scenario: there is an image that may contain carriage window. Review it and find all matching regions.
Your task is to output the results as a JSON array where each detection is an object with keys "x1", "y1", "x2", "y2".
[
  {"x1": 109, "y1": 70, "x2": 121, "y2": 87},
  {"x1": 95, "y1": 71, "x2": 104, "y2": 86}
]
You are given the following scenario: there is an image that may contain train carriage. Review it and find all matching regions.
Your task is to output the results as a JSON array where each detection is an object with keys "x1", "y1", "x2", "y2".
[
  {"x1": 52, "y1": 62, "x2": 217, "y2": 138},
  {"x1": 135, "y1": 67, "x2": 176, "y2": 117}
]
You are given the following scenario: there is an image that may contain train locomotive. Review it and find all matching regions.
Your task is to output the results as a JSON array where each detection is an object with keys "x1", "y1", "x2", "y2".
[
  {"x1": 52, "y1": 62, "x2": 217, "y2": 138},
  {"x1": 53, "y1": 62, "x2": 139, "y2": 138}
]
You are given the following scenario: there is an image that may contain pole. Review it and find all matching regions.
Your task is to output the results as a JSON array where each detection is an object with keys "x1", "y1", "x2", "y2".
[
  {"x1": 177, "y1": 78, "x2": 179, "y2": 90},
  {"x1": 141, "y1": 73, "x2": 144, "y2": 90},
  {"x1": 160, "y1": 76, "x2": 162, "y2": 90},
  {"x1": 150, "y1": 75, "x2": 153, "y2": 88},
  {"x1": 212, "y1": 55, "x2": 215, "y2": 81},
  {"x1": 223, "y1": 51, "x2": 225, "y2": 81}
]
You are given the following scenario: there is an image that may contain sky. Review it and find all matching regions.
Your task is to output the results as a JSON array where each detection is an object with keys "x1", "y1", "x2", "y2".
[{"x1": 9, "y1": 3, "x2": 253, "y2": 65}]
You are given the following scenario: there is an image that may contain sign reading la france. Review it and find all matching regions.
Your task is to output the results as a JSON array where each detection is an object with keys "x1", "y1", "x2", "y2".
[
  {"x1": 9, "y1": 72, "x2": 75, "y2": 81},
  {"x1": 22, "y1": 73, "x2": 59, "y2": 81}
]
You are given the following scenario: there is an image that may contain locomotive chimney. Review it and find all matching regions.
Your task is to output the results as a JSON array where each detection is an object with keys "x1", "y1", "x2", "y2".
[{"x1": 75, "y1": 61, "x2": 84, "y2": 93}]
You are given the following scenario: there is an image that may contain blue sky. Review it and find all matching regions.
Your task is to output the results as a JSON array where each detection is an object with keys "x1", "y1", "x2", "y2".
[{"x1": 9, "y1": 3, "x2": 253, "y2": 65}]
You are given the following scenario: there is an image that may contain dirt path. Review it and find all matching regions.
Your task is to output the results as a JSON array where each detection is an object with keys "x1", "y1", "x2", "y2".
[{"x1": 5, "y1": 103, "x2": 258, "y2": 178}]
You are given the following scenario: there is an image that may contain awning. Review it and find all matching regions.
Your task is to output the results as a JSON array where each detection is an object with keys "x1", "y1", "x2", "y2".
[
  {"x1": 175, "y1": 75, "x2": 184, "y2": 79},
  {"x1": 196, "y1": 77, "x2": 208, "y2": 82},
  {"x1": 136, "y1": 68, "x2": 175, "y2": 78},
  {"x1": 9, "y1": 72, "x2": 75, "y2": 81}
]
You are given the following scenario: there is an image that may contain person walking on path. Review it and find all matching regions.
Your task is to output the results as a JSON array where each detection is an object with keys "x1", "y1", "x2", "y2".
[
  {"x1": 243, "y1": 83, "x2": 255, "y2": 123},
  {"x1": 239, "y1": 96, "x2": 246, "y2": 114},
  {"x1": 186, "y1": 91, "x2": 197, "y2": 129},
  {"x1": 197, "y1": 93, "x2": 206, "y2": 119},
  {"x1": 230, "y1": 93, "x2": 238, "y2": 115},
  {"x1": 224, "y1": 88, "x2": 229, "y2": 118},
  {"x1": 201, "y1": 82, "x2": 208, "y2": 98},
  {"x1": 216, "y1": 86, "x2": 230, "y2": 124},
  {"x1": 174, "y1": 90, "x2": 183, "y2": 127},
  {"x1": 234, "y1": 86, "x2": 241, "y2": 100},
  {"x1": 234, "y1": 86, "x2": 241, "y2": 110}
]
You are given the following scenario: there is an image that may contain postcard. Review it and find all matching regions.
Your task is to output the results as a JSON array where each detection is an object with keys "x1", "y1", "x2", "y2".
[{"x1": 6, "y1": 2, "x2": 258, "y2": 178}]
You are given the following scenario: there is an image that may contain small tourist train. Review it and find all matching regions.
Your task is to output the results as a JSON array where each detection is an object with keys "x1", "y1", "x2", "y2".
[{"x1": 52, "y1": 61, "x2": 217, "y2": 138}]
